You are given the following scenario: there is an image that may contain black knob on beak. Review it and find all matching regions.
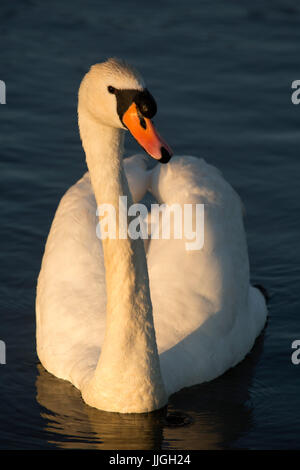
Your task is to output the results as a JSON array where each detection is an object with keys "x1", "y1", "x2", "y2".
[{"x1": 134, "y1": 89, "x2": 157, "y2": 119}]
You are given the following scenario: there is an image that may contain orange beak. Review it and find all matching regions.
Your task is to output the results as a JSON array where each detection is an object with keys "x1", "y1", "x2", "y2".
[{"x1": 122, "y1": 102, "x2": 173, "y2": 163}]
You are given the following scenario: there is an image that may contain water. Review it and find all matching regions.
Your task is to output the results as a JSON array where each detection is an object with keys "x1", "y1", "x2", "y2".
[{"x1": 1, "y1": 0, "x2": 300, "y2": 450}]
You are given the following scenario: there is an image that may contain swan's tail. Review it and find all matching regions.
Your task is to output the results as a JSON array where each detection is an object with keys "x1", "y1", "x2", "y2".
[{"x1": 253, "y1": 283, "x2": 270, "y2": 304}]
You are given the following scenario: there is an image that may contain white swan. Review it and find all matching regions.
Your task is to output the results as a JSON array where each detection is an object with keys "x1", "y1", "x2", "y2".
[{"x1": 36, "y1": 58, "x2": 267, "y2": 413}]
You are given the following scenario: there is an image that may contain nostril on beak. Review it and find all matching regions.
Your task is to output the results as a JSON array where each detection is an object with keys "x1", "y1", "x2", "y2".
[{"x1": 136, "y1": 108, "x2": 147, "y2": 130}]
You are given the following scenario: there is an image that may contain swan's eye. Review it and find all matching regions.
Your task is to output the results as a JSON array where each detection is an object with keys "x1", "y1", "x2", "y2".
[{"x1": 108, "y1": 86, "x2": 115, "y2": 94}]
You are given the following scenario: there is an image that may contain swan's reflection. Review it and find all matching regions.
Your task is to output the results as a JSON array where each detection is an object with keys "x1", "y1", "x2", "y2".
[
  {"x1": 36, "y1": 365, "x2": 165, "y2": 450},
  {"x1": 36, "y1": 331, "x2": 265, "y2": 449}
]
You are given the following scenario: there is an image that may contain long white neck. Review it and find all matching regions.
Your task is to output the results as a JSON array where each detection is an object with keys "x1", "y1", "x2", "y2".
[{"x1": 78, "y1": 108, "x2": 167, "y2": 413}]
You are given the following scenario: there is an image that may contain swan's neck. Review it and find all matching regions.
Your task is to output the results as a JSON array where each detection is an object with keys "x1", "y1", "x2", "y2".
[{"x1": 78, "y1": 109, "x2": 167, "y2": 413}]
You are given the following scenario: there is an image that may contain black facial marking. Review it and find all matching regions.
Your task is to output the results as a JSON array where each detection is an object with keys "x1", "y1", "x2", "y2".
[
  {"x1": 159, "y1": 147, "x2": 172, "y2": 164},
  {"x1": 134, "y1": 89, "x2": 157, "y2": 119},
  {"x1": 115, "y1": 89, "x2": 139, "y2": 124},
  {"x1": 113, "y1": 88, "x2": 157, "y2": 125}
]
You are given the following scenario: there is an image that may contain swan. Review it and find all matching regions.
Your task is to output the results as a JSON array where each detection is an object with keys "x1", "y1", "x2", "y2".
[{"x1": 36, "y1": 58, "x2": 268, "y2": 413}]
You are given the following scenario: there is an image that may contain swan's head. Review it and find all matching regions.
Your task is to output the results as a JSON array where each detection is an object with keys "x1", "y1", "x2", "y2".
[{"x1": 78, "y1": 58, "x2": 172, "y2": 163}]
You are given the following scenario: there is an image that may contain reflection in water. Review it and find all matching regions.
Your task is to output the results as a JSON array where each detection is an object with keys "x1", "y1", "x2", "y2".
[
  {"x1": 36, "y1": 365, "x2": 164, "y2": 449},
  {"x1": 35, "y1": 331, "x2": 265, "y2": 449}
]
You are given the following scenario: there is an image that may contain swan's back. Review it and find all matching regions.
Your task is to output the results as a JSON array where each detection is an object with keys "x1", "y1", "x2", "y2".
[{"x1": 147, "y1": 156, "x2": 267, "y2": 395}]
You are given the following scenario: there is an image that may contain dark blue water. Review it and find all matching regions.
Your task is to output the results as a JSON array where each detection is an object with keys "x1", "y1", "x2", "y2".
[{"x1": 1, "y1": 0, "x2": 300, "y2": 450}]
